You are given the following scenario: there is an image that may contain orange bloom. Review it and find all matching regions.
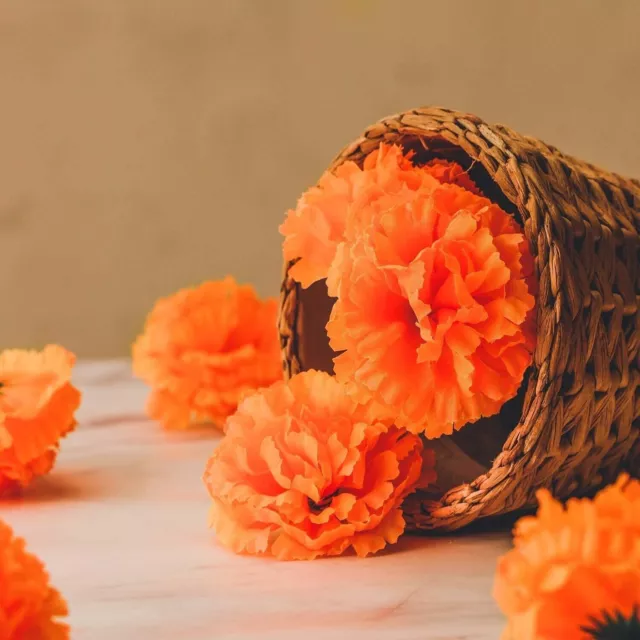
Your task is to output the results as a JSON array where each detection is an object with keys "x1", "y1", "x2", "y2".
[
  {"x1": 203, "y1": 370, "x2": 433, "y2": 560},
  {"x1": 280, "y1": 144, "x2": 479, "y2": 288},
  {"x1": 327, "y1": 180, "x2": 536, "y2": 438},
  {"x1": 494, "y1": 474, "x2": 640, "y2": 640},
  {"x1": 0, "y1": 520, "x2": 69, "y2": 639},
  {"x1": 132, "y1": 277, "x2": 282, "y2": 430},
  {"x1": 423, "y1": 158, "x2": 480, "y2": 194},
  {"x1": 0, "y1": 346, "x2": 80, "y2": 496}
]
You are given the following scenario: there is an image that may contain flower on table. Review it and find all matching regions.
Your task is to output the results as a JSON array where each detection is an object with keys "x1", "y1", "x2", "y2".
[
  {"x1": 0, "y1": 519, "x2": 69, "y2": 639},
  {"x1": 0, "y1": 345, "x2": 80, "y2": 496},
  {"x1": 132, "y1": 277, "x2": 283, "y2": 430},
  {"x1": 494, "y1": 474, "x2": 640, "y2": 640},
  {"x1": 203, "y1": 370, "x2": 433, "y2": 560}
]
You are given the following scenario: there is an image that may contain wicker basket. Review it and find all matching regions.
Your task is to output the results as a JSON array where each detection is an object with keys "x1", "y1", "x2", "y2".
[{"x1": 278, "y1": 106, "x2": 640, "y2": 532}]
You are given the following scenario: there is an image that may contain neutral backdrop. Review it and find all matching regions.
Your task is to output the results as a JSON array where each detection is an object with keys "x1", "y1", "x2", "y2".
[{"x1": 1, "y1": 0, "x2": 638, "y2": 356}]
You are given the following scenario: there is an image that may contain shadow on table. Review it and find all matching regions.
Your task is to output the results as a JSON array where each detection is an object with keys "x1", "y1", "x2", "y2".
[
  {"x1": 379, "y1": 509, "x2": 531, "y2": 557},
  {"x1": 441, "y1": 509, "x2": 527, "y2": 536},
  {"x1": 0, "y1": 470, "x2": 114, "y2": 506}
]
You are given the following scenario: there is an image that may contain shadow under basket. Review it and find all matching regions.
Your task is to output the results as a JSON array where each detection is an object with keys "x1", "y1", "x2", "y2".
[{"x1": 279, "y1": 106, "x2": 640, "y2": 532}]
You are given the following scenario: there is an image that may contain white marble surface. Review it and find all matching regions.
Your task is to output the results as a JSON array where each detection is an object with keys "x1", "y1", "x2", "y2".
[{"x1": 1, "y1": 361, "x2": 510, "y2": 640}]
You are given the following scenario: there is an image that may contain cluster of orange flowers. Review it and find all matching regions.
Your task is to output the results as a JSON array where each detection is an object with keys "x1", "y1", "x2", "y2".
[
  {"x1": 282, "y1": 143, "x2": 536, "y2": 437},
  {"x1": 0, "y1": 345, "x2": 78, "y2": 637},
  {"x1": 194, "y1": 144, "x2": 539, "y2": 561},
  {"x1": 115, "y1": 142, "x2": 640, "y2": 638},
  {"x1": 129, "y1": 272, "x2": 436, "y2": 558},
  {"x1": 188, "y1": 144, "x2": 534, "y2": 560},
  {"x1": 0, "y1": 140, "x2": 637, "y2": 637}
]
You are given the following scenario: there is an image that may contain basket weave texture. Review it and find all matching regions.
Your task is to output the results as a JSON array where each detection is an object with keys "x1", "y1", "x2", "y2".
[{"x1": 278, "y1": 106, "x2": 640, "y2": 531}]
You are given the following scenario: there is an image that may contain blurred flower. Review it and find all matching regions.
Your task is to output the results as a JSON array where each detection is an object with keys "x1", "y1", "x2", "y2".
[
  {"x1": 495, "y1": 474, "x2": 640, "y2": 640},
  {"x1": 280, "y1": 144, "x2": 476, "y2": 289},
  {"x1": 0, "y1": 345, "x2": 80, "y2": 496},
  {"x1": 133, "y1": 277, "x2": 282, "y2": 430},
  {"x1": 327, "y1": 180, "x2": 536, "y2": 438},
  {"x1": 203, "y1": 370, "x2": 433, "y2": 560},
  {"x1": 0, "y1": 520, "x2": 69, "y2": 639}
]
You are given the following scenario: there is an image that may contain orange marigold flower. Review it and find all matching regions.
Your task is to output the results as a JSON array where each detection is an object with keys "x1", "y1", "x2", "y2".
[
  {"x1": 132, "y1": 277, "x2": 283, "y2": 430},
  {"x1": 423, "y1": 158, "x2": 480, "y2": 194},
  {"x1": 203, "y1": 370, "x2": 433, "y2": 560},
  {"x1": 494, "y1": 474, "x2": 640, "y2": 640},
  {"x1": 0, "y1": 520, "x2": 69, "y2": 639},
  {"x1": 327, "y1": 179, "x2": 536, "y2": 438},
  {"x1": 280, "y1": 143, "x2": 478, "y2": 288},
  {"x1": 0, "y1": 345, "x2": 80, "y2": 496}
]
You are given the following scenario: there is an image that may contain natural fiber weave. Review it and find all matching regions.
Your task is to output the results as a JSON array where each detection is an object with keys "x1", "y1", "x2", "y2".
[{"x1": 278, "y1": 106, "x2": 640, "y2": 532}]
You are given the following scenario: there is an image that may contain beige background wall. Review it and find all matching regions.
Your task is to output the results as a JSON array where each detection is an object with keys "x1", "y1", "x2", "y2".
[{"x1": 0, "y1": 0, "x2": 638, "y2": 356}]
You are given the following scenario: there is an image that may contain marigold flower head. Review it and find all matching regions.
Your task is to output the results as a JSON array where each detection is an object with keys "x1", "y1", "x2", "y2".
[
  {"x1": 203, "y1": 370, "x2": 433, "y2": 560},
  {"x1": 0, "y1": 520, "x2": 69, "y2": 639},
  {"x1": 132, "y1": 277, "x2": 282, "y2": 430},
  {"x1": 0, "y1": 345, "x2": 80, "y2": 496},
  {"x1": 280, "y1": 143, "x2": 477, "y2": 289},
  {"x1": 494, "y1": 474, "x2": 640, "y2": 640},
  {"x1": 423, "y1": 158, "x2": 480, "y2": 194},
  {"x1": 327, "y1": 179, "x2": 536, "y2": 438}
]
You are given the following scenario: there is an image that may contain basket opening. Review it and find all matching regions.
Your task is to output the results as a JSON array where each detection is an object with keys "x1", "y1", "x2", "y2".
[{"x1": 295, "y1": 134, "x2": 531, "y2": 498}]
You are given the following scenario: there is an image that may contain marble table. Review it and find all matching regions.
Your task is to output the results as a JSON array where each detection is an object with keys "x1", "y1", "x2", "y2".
[{"x1": 1, "y1": 361, "x2": 511, "y2": 640}]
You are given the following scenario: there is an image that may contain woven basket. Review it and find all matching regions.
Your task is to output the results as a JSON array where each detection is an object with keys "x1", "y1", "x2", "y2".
[{"x1": 278, "y1": 106, "x2": 640, "y2": 532}]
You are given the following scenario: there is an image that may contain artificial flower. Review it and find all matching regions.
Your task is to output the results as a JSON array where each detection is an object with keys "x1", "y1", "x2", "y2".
[
  {"x1": 494, "y1": 474, "x2": 640, "y2": 640},
  {"x1": 203, "y1": 370, "x2": 433, "y2": 560},
  {"x1": 423, "y1": 158, "x2": 480, "y2": 194},
  {"x1": 326, "y1": 178, "x2": 536, "y2": 437},
  {"x1": 0, "y1": 520, "x2": 69, "y2": 639},
  {"x1": 0, "y1": 345, "x2": 80, "y2": 496},
  {"x1": 280, "y1": 143, "x2": 478, "y2": 288},
  {"x1": 132, "y1": 277, "x2": 282, "y2": 430}
]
